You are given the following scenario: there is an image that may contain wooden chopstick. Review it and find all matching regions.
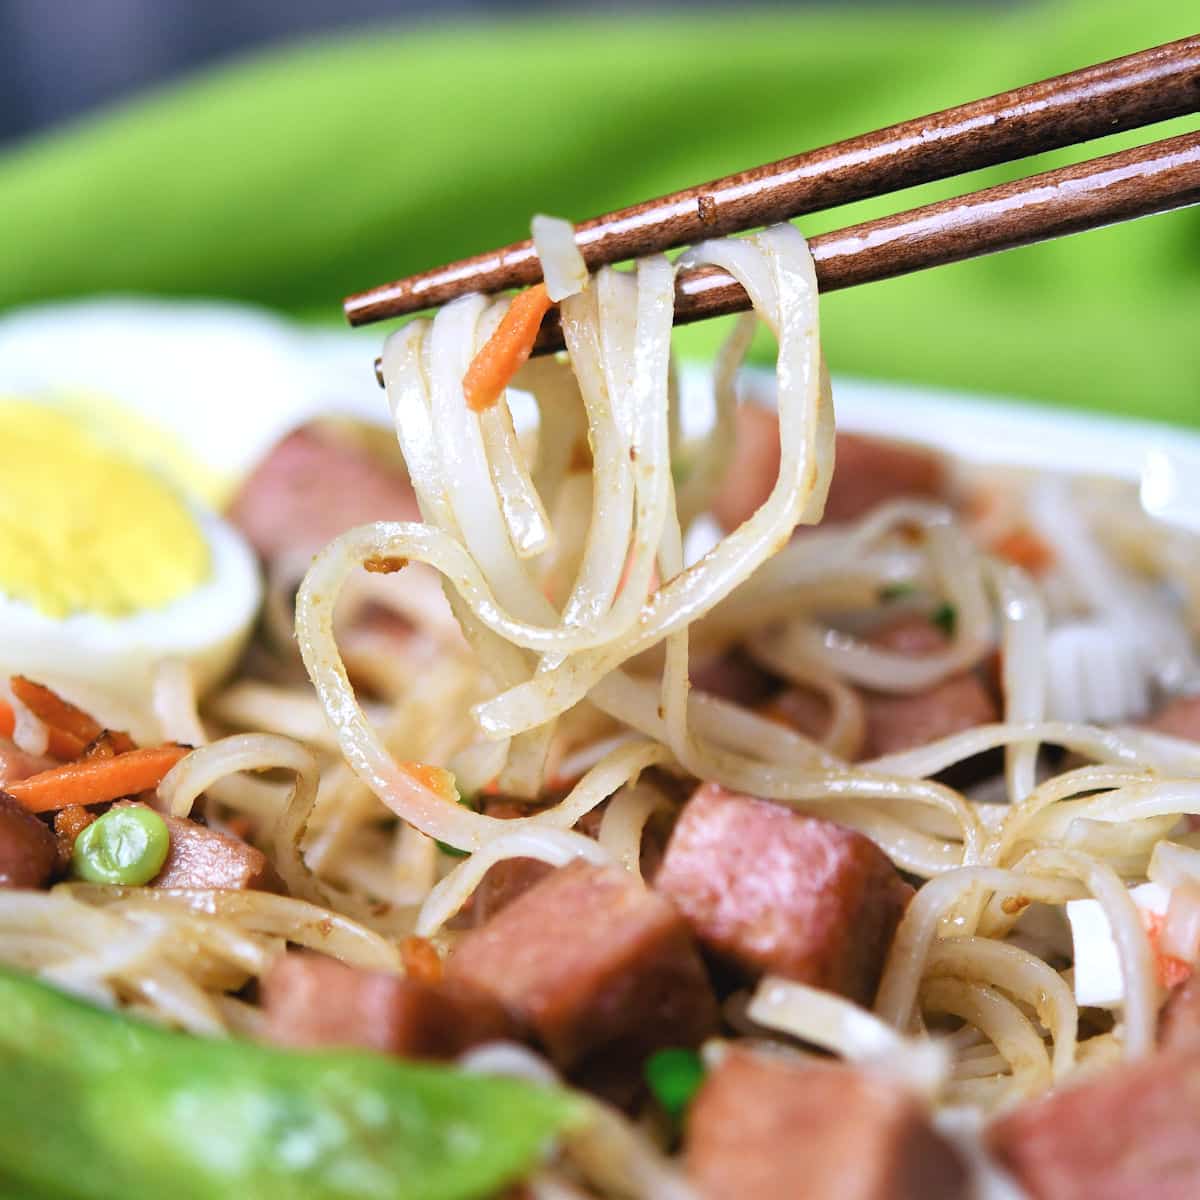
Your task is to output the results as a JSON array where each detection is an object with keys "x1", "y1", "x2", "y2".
[
  {"x1": 524, "y1": 129, "x2": 1200, "y2": 354},
  {"x1": 347, "y1": 34, "x2": 1200, "y2": 327},
  {"x1": 368, "y1": 130, "x2": 1199, "y2": 376}
]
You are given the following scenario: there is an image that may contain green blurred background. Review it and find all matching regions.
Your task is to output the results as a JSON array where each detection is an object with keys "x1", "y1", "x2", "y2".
[{"x1": 0, "y1": 0, "x2": 1196, "y2": 425}]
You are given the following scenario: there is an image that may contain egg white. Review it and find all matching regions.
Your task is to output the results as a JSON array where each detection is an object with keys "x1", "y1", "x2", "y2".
[
  {"x1": 0, "y1": 297, "x2": 383, "y2": 505},
  {"x1": 0, "y1": 507, "x2": 261, "y2": 721}
]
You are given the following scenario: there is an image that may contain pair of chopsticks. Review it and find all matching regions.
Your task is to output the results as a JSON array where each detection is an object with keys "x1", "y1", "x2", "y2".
[{"x1": 347, "y1": 35, "x2": 1200, "y2": 357}]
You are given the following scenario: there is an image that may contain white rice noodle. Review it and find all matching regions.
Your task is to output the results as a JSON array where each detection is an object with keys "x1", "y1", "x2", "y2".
[
  {"x1": 155, "y1": 733, "x2": 328, "y2": 908},
  {"x1": 69, "y1": 884, "x2": 401, "y2": 972},
  {"x1": 1031, "y1": 476, "x2": 1197, "y2": 701},
  {"x1": 152, "y1": 658, "x2": 208, "y2": 747},
  {"x1": 767, "y1": 523, "x2": 991, "y2": 695},
  {"x1": 477, "y1": 362, "x2": 553, "y2": 559},
  {"x1": 920, "y1": 977, "x2": 1051, "y2": 1103},
  {"x1": 875, "y1": 864, "x2": 1087, "y2": 1033},
  {"x1": 460, "y1": 1038, "x2": 695, "y2": 1200},
  {"x1": 416, "y1": 826, "x2": 612, "y2": 936},
  {"x1": 565, "y1": 1100, "x2": 698, "y2": 1200},
  {"x1": 674, "y1": 311, "x2": 756, "y2": 529},
  {"x1": 904, "y1": 850, "x2": 1156, "y2": 1060},
  {"x1": 469, "y1": 227, "x2": 834, "y2": 735},
  {"x1": 986, "y1": 561, "x2": 1047, "y2": 806},
  {"x1": 208, "y1": 681, "x2": 346, "y2": 754},
  {"x1": 597, "y1": 781, "x2": 673, "y2": 875},
  {"x1": 300, "y1": 232, "x2": 831, "y2": 803},
  {"x1": 746, "y1": 976, "x2": 949, "y2": 1098},
  {"x1": 923, "y1": 936, "x2": 1076, "y2": 1082},
  {"x1": 743, "y1": 633, "x2": 866, "y2": 759},
  {"x1": 1149, "y1": 839, "x2": 1200, "y2": 889},
  {"x1": 864, "y1": 718, "x2": 1200, "y2": 781}
]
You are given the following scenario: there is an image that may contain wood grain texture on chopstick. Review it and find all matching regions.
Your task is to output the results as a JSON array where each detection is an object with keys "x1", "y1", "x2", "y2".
[
  {"x1": 370, "y1": 131, "x2": 1200, "y2": 378},
  {"x1": 347, "y1": 34, "x2": 1200, "y2": 326},
  {"x1": 645, "y1": 129, "x2": 1200, "y2": 337}
]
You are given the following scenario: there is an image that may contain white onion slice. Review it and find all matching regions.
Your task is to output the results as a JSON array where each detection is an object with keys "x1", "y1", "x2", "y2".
[{"x1": 532, "y1": 214, "x2": 588, "y2": 302}]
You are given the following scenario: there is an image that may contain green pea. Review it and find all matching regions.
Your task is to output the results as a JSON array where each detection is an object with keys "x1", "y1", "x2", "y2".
[
  {"x1": 72, "y1": 806, "x2": 170, "y2": 886},
  {"x1": 644, "y1": 1047, "x2": 706, "y2": 1119}
]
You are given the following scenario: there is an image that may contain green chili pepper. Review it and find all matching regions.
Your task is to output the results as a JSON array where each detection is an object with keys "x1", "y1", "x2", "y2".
[
  {"x1": 72, "y1": 805, "x2": 170, "y2": 886},
  {"x1": 644, "y1": 1047, "x2": 706, "y2": 1120},
  {"x1": 0, "y1": 967, "x2": 580, "y2": 1200},
  {"x1": 878, "y1": 581, "x2": 917, "y2": 602},
  {"x1": 932, "y1": 601, "x2": 958, "y2": 636}
]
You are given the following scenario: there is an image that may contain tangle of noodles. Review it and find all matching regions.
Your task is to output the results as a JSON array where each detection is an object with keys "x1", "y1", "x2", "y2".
[{"x1": 2, "y1": 217, "x2": 1199, "y2": 1198}]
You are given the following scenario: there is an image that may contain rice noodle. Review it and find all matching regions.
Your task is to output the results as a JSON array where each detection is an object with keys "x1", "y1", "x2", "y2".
[
  {"x1": 2, "y1": 214, "x2": 1196, "y2": 1192},
  {"x1": 746, "y1": 976, "x2": 949, "y2": 1097},
  {"x1": 597, "y1": 782, "x2": 673, "y2": 875},
  {"x1": 416, "y1": 827, "x2": 612, "y2": 936}
]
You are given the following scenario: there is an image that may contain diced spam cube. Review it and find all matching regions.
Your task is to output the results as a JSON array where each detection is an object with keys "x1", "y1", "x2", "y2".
[
  {"x1": 447, "y1": 861, "x2": 717, "y2": 1070},
  {"x1": 654, "y1": 784, "x2": 910, "y2": 1004}
]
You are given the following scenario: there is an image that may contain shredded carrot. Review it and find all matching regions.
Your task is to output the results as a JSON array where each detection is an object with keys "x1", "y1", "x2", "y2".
[
  {"x1": 54, "y1": 805, "x2": 97, "y2": 844},
  {"x1": 0, "y1": 691, "x2": 77, "y2": 758},
  {"x1": 81, "y1": 730, "x2": 133, "y2": 760},
  {"x1": 400, "y1": 935, "x2": 444, "y2": 985},
  {"x1": 992, "y1": 528, "x2": 1055, "y2": 574},
  {"x1": 461, "y1": 283, "x2": 552, "y2": 413},
  {"x1": 6, "y1": 744, "x2": 191, "y2": 814},
  {"x1": 615, "y1": 547, "x2": 661, "y2": 602},
  {"x1": 9, "y1": 676, "x2": 136, "y2": 759},
  {"x1": 399, "y1": 760, "x2": 458, "y2": 803}
]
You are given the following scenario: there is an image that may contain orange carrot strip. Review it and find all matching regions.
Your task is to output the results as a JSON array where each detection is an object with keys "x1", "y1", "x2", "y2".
[
  {"x1": 8, "y1": 678, "x2": 136, "y2": 760},
  {"x1": 6, "y1": 744, "x2": 191, "y2": 814},
  {"x1": 82, "y1": 730, "x2": 130, "y2": 760},
  {"x1": 399, "y1": 760, "x2": 458, "y2": 803},
  {"x1": 993, "y1": 528, "x2": 1055, "y2": 574},
  {"x1": 0, "y1": 690, "x2": 80, "y2": 758},
  {"x1": 400, "y1": 935, "x2": 444, "y2": 985},
  {"x1": 44, "y1": 727, "x2": 89, "y2": 761},
  {"x1": 12, "y1": 676, "x2": 104, "y2": 744},
  {"x1": 461, "y1": 283, "x2": 552, "y2": 413}
]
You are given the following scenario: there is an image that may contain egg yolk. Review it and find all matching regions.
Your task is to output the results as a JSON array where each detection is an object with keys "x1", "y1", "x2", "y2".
[{"x1": 0, "y1": 401, "x2": 210, "y2": 618}]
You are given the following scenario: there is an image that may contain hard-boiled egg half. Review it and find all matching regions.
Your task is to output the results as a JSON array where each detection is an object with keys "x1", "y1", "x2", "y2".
[{"x1": 0, "y1": 297, "x2": 383, "y2": 714}]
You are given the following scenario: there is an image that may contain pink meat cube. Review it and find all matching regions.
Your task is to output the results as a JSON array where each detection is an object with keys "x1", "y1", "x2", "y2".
[
  {"x1": 712, "y1": 408, "x2": 945, "y2": 533},
  {"x1": 1160, "y1": 975, "x2": 1200, "y2": 1050},
  {"x1": 1144, "y1": 694, "x2": 1200, "y2": 742},
  {"x1": 986, "y1": 1044, "x2": 1200, "y2": 1200},
  {"x1": 447, "y1": 861, "x2": 718, "y2": 1069},
  {"x1": 654, "y1": 784, "x2": 911, "y2": 1004},
  {"x1": 262, "y1": 952, "x2": 514, "y2": 1059},
  {"x1": 861, "y1": 615, "x2": 998, "y2": 759},
  {"x1": 686, "y1": 1047, "x2": 967, "y2": 1200}
]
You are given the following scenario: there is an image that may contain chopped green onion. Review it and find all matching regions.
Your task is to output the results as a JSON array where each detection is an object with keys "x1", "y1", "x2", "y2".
[
  {"x1": 72, "y1": 806, "x2": 170, "y2": 886},
  {"x1": 879, "y1": 582, "x2": 917, "y2": 602},
  {"x1": 932, "y1": 602, "x2": 957, "y2": 636},
  {"x1": 644, "y1": 1047, "x2": 706, "y2": 1119},
  {"x1": 436, "y1": 792, "x2": 477, "y2": 858}
]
